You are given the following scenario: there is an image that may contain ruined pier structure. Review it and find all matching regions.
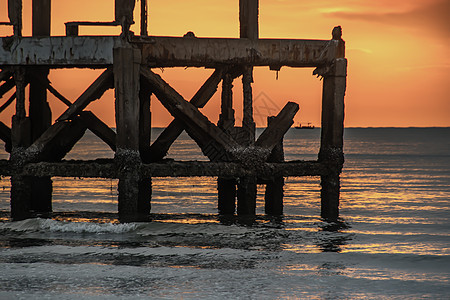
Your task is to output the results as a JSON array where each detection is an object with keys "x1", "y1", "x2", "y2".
[{"x1": 0, "y1": 0, "x2": 347, "y2": 222}]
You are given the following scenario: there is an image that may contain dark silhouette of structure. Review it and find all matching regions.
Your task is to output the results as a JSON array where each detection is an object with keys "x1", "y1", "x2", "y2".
[{"x1": 0, "y1": 0, "x2": 347, "y2": 222}]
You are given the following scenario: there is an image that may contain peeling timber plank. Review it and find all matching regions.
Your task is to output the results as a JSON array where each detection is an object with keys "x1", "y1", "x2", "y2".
[{"x1": 1, "y1": 36, "x2": 337, "y2": 68}]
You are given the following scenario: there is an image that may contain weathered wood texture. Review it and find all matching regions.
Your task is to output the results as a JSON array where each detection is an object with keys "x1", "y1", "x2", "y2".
[
  {"x1": 0, "y1": 36, "x2": 118, "y2": 66},
  {"x1": 240, "y1": 0, "x2": 259, "y2": 40},
  {"x1": 30, "y1": 3, "x2": 53, "y2": 213},
  {"x1": 115, "y1": 0, "x2": 135, "y2": 26},
  {"x1": 29, "y1": 68, "x2": 52, "y2": 142},
  {"x1": 0, "y1": 160, "x2": 329, "y2": 178},
  {"x1": 32, "y1": 0, "x2": 51, "y2": 36},
  {"x1": 0, "y1": 36, "x2": 338, "y2": 67},
  {"x1": 264, "y1": 116, "x2": 285, "y2": 216},
  {"x1": 319, "y1": 58, "x2": 347, "y2": 163},
  {"x1": 256, "y1": 101, "x2": 299, "y2": 150},
  {"x1": 114, "y1": 48, "x2": 141, "y2": 153},
  {"x1": 140, "y1": 37, "x2": 338, "y2": 68},
  {"x1": 319, "y1": 58, "x2": 347, "y2": 221},
  {"x1": 218, "y1": 72, "x2": 236, "y2": 132},
  {"x1": 241, "y1": 66, "x2": 255, "y2": 145},
  {"x1": 140, "y1": 0, "x2": 148, "y2": 36}
]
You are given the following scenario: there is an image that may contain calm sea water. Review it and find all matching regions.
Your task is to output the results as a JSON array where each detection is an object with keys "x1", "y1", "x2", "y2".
[{"x1": 0, "y1": 128, "x2": 449, "y2": 299}]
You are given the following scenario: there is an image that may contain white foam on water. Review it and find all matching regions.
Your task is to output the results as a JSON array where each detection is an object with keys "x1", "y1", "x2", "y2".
[{"x1": 0, "y1": 218, "x2": 137, "y2": 234}]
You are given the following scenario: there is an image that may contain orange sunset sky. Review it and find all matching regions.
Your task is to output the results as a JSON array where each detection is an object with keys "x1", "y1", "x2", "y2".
[{"x1": 1, "y1": 0, "x2": 449, "y2": 128}]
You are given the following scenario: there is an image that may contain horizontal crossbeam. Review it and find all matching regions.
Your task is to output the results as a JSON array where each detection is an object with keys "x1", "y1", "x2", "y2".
[
  {"x1": 0, "y1": 36, "x2": 338, "y2": 68},
  {"x1": 0, "y1": 159, "x2": 330, "y2": 178}
]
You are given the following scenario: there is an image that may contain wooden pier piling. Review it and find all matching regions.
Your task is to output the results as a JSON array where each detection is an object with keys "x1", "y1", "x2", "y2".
[{"x1": 0, "y1": 0, "x2": 347, "y2": 222}]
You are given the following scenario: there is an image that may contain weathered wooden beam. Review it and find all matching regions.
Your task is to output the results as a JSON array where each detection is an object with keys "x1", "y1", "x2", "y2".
[
  {"x1": 241, "y1": 66, "x2": 255, "y2": 146},
  {"x1": 141, "y1": 68, "x2": 240, "y2": 162},
  {"x1": 11, "y1": 68, "x2": 29, "y2": 148},
  {"x1": 115, "y1": 0, "x2": 135, "y2": 36},
  {"x1": 57, "y1": 68, "x2": 114, "y2": 122},
  {"x1": 146, "y1": 68, "x2": 224, "y2": 162},
  {"x1": 8, "y1": 0, "x2": 22, "y2": 36},
  {"x1": 255, "y1": 101, "x2": 299, "y2": 150},
  {"x1": 29, "y1": 0, "x2": 54, "y2": 215},
  {"x1": 114, "y1": 48, "x2": 141, "y2": 154},
  {"x1": 217, "y1": 69, "x2": 238, "y2": 215},
  {"x1": 29, "y1": 68, "x2": 52, "y2": 142},
  {"x1": 140, "y1": 37, "x2": 337, "y2": 68},
  {"x1": 114, "y1": 47, "x2": 150, "y2": 222},
  {"x1": 218, "y1": 72, "x2": 236, "y2": 132},
  {"x1": 141, "y1": 0, "x2": 148, "y2": 36},
  {"x1": 32, "y1": 0, "x2": 51, "y2": 37},
  {"x1": 240, "y1": 0, "x2": 259, "y2": 40},
  {"x1": 22, "y1": 160, "x2": 116, "y2": 178},
  {"x1": 0, "y1": 36, "x2": 118, "y2": 66},
  {"x1": 264, "y1": 116, "x2": 284, "y2": 216},
  {"x1": 319, "y1": 58, "x2": 347, "y2": 221},
  {"x1": 0, "y1": 36, "x2": 337, "y2": 67},
  {"x1": 16, "y1": 160, "x2": 328, "y2": 178}
]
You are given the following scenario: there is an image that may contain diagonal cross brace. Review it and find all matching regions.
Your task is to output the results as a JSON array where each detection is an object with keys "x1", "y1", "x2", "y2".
[
  {"x1": 255, "y1": 101, "x2": 299, "y2": 152},
  {"x1": 145, "y1": 68, "x2": 224, "y2": 162},
  {"x1": 27, "y1": 70, "x2": 116, "y2": 151},
  {"x1": 56, "y1": 68, "x2": 114, "y2": 122},
  {"x1": 140, "y1": 68, "x2": 240, "y2": 162}
]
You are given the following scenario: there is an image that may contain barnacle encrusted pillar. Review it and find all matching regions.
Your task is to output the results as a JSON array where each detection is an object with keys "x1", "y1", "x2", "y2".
[
  {"x1": 218, "y1": 72, "x2": 237, "y2": 215},
  {"x1": 114, "y1": 47, "x2": 150, "y2": 222},
  {"x1": 319, "y1": 27, "x2": 347, "y2": 220},
  {"x1": 29, "y1": 0, "x2": 53, "y2": 214},
  {"x1": 236, "y1": 0, "x2": 259, "y2": 217},
  {"x1": 10, "y1": 67, "x2": 32, "y2": 220}
]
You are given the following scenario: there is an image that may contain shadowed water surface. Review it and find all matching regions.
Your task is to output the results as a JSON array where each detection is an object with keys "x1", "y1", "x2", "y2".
[{"x1": 0, "y1": 128, "x2": 449, "y2": 299}]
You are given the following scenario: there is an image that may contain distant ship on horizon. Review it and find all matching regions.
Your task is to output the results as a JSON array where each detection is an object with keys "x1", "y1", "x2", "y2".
[{"x1": 295, "y1": 122, "x2": 315, "y2": 129}]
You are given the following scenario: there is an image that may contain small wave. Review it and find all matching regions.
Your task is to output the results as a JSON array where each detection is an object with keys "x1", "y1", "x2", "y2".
[{"x1": 0, "y1": 218, "x2": 137, "y2": 234}]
